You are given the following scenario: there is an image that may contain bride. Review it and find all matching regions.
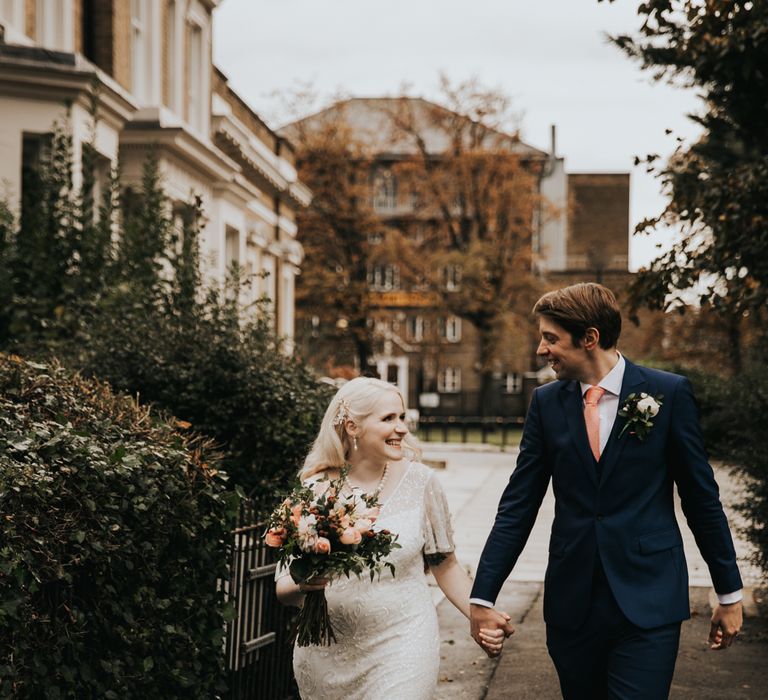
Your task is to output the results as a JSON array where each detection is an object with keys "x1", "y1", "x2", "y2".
[{"x1": 276, "y1": 377, "x2": 512, "y2": 699}]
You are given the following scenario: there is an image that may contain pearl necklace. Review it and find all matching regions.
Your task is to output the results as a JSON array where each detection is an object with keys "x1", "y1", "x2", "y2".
[{"x1": 376, "y1": 461, "x2": 390, "y2": 496}]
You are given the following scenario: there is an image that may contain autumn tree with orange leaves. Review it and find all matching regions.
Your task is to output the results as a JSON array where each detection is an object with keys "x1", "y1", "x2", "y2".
[{"x1": 385, "y1": 78, "x2": 544, "y2": 410}]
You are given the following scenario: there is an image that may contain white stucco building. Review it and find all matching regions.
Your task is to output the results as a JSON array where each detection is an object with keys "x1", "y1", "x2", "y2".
[{"x1": 0, "y1": 0, "x2": 309, "y2": 343}]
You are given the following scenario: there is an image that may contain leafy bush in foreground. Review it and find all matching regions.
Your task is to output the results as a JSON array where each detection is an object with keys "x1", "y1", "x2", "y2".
[{"x1": 0, "y1": 354, "x2": 232, "y2": 698}]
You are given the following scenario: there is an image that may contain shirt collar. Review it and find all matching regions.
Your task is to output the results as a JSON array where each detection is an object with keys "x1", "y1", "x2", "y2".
[{"x1": 580, "y1": 352, "x2": 625, "y2": 397}]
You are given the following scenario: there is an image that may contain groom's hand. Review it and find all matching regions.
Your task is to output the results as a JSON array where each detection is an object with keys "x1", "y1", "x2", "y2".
[
  {"x1": 470, "y1": 603, "x2": 515, "y2": 657},
  {"x1": 709, "y1": 601, "x2": 742, "y2": 650}
]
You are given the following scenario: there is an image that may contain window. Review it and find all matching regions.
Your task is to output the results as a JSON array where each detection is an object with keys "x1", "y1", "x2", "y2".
[
  {"x1": 438, "y1": 368, "x2": 461, "y2": 393},
  {"x1": 166, "y1": 1, "x2": 183, "y2": 113},
  {"x1": 368, "y1": 264, "x2": 400, "y2": 292},
  {"x1": 187, "y1": 21, "x2": 205, "y2": 131},
  {"x1": 21, "y1": 132, "x2": 51, "y2": 228},
  {"x1": 441, "y1": 264, "x2": 462, "y2": 291},
  {"x1": 438, "y1": 315, "x2": 462, "y2": 343},
  {"x1": 130, "y1": 0, "x2": 147, "y2": 101},
  {"x1": 504, "y1": 372, "x2": 523, "y2": 394},
  {"x1": 406, "y1": 315, "x2": 426, "y2": 342},
  {"x1": 1, "y1": 0, "x2": 24, "y2": 34},
  {"x1": 225, "y1": 226, "x2": 240, "y2": 270},
  {"x1": 372, "y1": 169, "x2": 397, "y2": 211},
  {"x1": 35, "y1": 0, "x2": 73, "y2": 51},
  {"x1": 367, "y1": 231, "x2": 383, "y2": 245}
]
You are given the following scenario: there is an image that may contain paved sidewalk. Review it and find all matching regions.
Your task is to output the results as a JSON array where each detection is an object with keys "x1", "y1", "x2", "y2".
[{"x1": 422, "y1": 444, "x2": 766, "y2": 699}]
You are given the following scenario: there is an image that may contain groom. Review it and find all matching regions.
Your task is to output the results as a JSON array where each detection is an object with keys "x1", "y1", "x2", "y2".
[{"x1": 469, "y1": 283, "x2": 743, "y2": 698}]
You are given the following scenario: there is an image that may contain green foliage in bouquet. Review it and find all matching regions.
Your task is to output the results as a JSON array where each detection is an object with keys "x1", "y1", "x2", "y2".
[{"x1": 0, "y1": 353, "x2": 233, "y2": 698}]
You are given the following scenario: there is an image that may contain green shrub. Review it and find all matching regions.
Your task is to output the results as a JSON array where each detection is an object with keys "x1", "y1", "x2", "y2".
[
  {"x1": 0, "y1": 354, "x2": 232, "y2": 698},
  {"x1": 654, "y1": 357, "x2": 768, "y2": 578},
  {"x1": 69, "y1": 291, "x2": 333, "y2": 511},
  {"x1": 0, "y1": 125, "x2": 330, "y2": 509}
]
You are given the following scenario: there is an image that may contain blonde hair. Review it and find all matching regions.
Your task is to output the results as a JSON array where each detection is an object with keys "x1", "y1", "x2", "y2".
[{"x1": 300, "y1": 377, "x2": 421, "y2": 480}]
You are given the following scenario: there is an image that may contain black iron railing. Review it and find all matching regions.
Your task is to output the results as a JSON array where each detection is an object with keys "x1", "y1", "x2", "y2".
[
  {"x1": 416, "y1": 416, "x2": 524, "y2": 448},
  {"x1": 224, "y1": 498, "x2": 296, "y2": 700}
]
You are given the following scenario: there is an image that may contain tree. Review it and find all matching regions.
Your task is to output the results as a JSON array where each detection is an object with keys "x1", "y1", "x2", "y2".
[
  {"x1": 602, "y1": 0, "x2": 768, "y2": 372},
  {"x1": 1, "y1": 119, "x2": 330, "y2": 504},
  {"x1": 284, "y1": 109, "x2": 399, "y2": 372},
  {"x1": 385, "y1": 78, "x2": 543, "y2": 410}
]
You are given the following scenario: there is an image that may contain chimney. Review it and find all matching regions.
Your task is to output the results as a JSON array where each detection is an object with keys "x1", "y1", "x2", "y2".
[{"x1": 550, "y1": 124, "x2": 557, "y2": 159}]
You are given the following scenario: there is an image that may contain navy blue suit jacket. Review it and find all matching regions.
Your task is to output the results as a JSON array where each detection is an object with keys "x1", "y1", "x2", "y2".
[{"x1": 471, "y1": 359, "x2": 743, "y2": 630}]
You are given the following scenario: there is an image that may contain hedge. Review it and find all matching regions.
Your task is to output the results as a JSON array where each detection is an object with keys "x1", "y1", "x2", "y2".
[{"x1": 0, "y1": 354, "x2": 232, "y2": 698}]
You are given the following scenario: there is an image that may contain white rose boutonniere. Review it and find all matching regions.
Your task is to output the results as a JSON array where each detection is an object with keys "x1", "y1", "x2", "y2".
[{"x1": 618, "y1": 392, "x2": 663, "y2": 441}]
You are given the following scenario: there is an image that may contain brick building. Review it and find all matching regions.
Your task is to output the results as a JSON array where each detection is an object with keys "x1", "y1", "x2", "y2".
[
  {"x1": 285, "y1": 98, "x2": 632, "y2": 417},
  {"x1": 0, "y1": 0, "x2": 310, "y2": 343}
]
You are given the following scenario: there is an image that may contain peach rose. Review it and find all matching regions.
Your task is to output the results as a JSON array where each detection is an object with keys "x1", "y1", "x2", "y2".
[
  {"x1": 314, "y1": 537, "x2": 331, "y2": 554},
  {"x1": 290, "y1": 504, "x2": 303, "y2": 526},
  {"x1": 340, "y1": 527, "x2": 362, "y2": 546},
  {"x1": 264, "y1": 527, "x2": 286, "y2": 548}
]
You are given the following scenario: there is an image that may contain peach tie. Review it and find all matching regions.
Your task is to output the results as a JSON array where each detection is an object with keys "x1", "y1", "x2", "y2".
[{"x1": 584, "y1": 386, "x2": 606, "y2": 462}]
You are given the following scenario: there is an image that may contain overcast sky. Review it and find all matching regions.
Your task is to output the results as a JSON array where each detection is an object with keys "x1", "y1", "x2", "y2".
[{"x1": 213, "y1": 0, "x2": 703, "y2": 270}]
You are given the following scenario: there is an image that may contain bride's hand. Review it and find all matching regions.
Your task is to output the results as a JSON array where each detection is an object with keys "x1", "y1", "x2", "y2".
[
  {"x1": 298, "y1": 577, "x2": 329, "y2": 592},
  {"x1": 478, "y1": 627, "x2": 505, "y2": 657}
]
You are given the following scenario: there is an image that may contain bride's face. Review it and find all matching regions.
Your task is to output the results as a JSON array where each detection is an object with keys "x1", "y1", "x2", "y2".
[{"x1": 356, "y1": 391, "x2": 409, "y2": 464}]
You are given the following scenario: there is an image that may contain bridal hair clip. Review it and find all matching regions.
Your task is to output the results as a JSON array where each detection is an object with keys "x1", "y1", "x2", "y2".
[{"x1": 332, "y1": 398, "x2": 352, "y2": 427}]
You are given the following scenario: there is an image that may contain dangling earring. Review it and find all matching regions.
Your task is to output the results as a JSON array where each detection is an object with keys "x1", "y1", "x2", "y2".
[{"x1": 353, "y1": 436, "x2": 358, "y2": 451}]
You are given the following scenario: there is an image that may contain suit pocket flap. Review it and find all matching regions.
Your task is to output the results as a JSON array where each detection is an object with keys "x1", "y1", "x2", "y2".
[{"x1": 637, "y1": 529, "x2": 683, "y2": 554}]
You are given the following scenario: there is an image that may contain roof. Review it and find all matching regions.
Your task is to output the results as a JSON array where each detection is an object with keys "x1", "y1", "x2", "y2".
[{"x1": 281, "y1": 97, "x2": 548, "y2": 159}]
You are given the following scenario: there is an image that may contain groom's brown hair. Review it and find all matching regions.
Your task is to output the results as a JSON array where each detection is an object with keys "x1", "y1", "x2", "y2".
[{"x1": 533, "y1": 283, "x2": 621, "y2": 349}]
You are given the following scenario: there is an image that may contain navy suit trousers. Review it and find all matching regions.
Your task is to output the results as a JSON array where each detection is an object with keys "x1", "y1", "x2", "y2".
[{"x1": 546, "y1": 560, "x2": 681, "y2": 700}]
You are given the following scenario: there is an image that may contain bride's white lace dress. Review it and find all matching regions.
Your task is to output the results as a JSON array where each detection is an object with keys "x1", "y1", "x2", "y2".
[{"x1": 285, "y1": 461, "x2": 455, "y2": 699}]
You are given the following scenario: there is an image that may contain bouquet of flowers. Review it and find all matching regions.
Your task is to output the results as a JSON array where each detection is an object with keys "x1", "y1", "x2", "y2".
[{"x1": 264, "y1": 469, "x2": 400, "y2": 646}]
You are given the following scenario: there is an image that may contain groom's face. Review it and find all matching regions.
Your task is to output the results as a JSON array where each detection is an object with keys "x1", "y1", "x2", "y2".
[{"x1": 536, "y1": 316, "x2": 589, "y2": 382}]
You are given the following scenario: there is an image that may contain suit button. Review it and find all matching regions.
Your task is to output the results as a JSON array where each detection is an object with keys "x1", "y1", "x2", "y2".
[{"x1": 596, "y1": 514, "x2": 604, "y2": 521}]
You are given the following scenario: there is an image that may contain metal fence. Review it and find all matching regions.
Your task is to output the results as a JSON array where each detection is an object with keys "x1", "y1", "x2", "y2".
[
  {"x1": 416, "y1": 415, "x2": 525, "y2": 448},
  {"x1": 224, "y1": 497, "x2": 296, "y2": 700}
]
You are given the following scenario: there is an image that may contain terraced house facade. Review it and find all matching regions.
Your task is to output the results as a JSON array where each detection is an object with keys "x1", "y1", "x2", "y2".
[{"x1": 0, "y1": 0, "x2": 310, "y2": 343}]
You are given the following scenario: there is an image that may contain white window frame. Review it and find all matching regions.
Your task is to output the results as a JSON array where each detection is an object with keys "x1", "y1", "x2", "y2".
[
  {"x1": 439, "y1": 315, "x2": 462, "y2": 342},
  {"x1": 1, "y1": 0, "x2": 24, "y2": 34},
  {"x1": 368, "y1": 264, "x2": 400, "y2": 292},
  {"x1": 504, "y1": 372, "x2": 523, "y2": 394},
  {"x1": 35, "y1": 0, "x2": 73, "y2": 51},
  {"x1": 186, "y1": 4, "x2": 211, "y2": 136},
  {"x1": 130, "y1": 0, "x2": 160, "y2": 105},
  {"x1": 406, "y1": 315, "x2": 426, "y2": 342},
  {"x1": 438, "y1": 367, "x2": 461, "y2": 393},
  {"x1": 225, "y1": 226, "x2": 240, "y2": 270},
  {"x1": 372, "y1": 169, "x2": 397, "y2": 211},
  {"x1": 166, "y1": 0, "x2": 184, "y2": 114},
  {"x1": 442, "y1": 264, "x2": 462, "y2": 291}
]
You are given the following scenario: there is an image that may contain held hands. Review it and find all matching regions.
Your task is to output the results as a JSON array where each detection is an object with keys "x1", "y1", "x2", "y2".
[
  {"x1": 470, "y1": 603, "x2": 515, "y2": 658},
  {"x1": 709, "y1": 601, "x2": 743, "y2": 650}
]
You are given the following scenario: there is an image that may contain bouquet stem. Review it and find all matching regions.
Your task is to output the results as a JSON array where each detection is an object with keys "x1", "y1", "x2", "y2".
[{"x1": 294, "y1": 589, "x2": 336, "y2": 647}]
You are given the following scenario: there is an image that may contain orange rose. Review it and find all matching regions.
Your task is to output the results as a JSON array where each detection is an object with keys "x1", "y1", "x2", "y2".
[
  {"x1": 314, "y1": 537, "x2": 331, "y2": 554},
  {"x1": 264, "y1": 527, "x2": 286, "y2": 547}
]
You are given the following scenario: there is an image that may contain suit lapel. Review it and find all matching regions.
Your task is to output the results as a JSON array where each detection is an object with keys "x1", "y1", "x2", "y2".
[
  {"x1": 599, "y1": 359, "x2": 646, "y2": 484},
  {"x1": 559, "y1": 380, "x2": 598, "y2": 489}
]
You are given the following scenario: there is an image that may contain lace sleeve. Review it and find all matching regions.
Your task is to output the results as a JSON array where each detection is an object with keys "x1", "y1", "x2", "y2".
[{"x1": 422, "y1": 470, "x2": 455, "y2": 567}]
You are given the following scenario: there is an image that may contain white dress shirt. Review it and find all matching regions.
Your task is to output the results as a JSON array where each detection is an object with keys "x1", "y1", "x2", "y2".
[{"x1": 470, "y1": 353, "x2": 742, "y2": 608}]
